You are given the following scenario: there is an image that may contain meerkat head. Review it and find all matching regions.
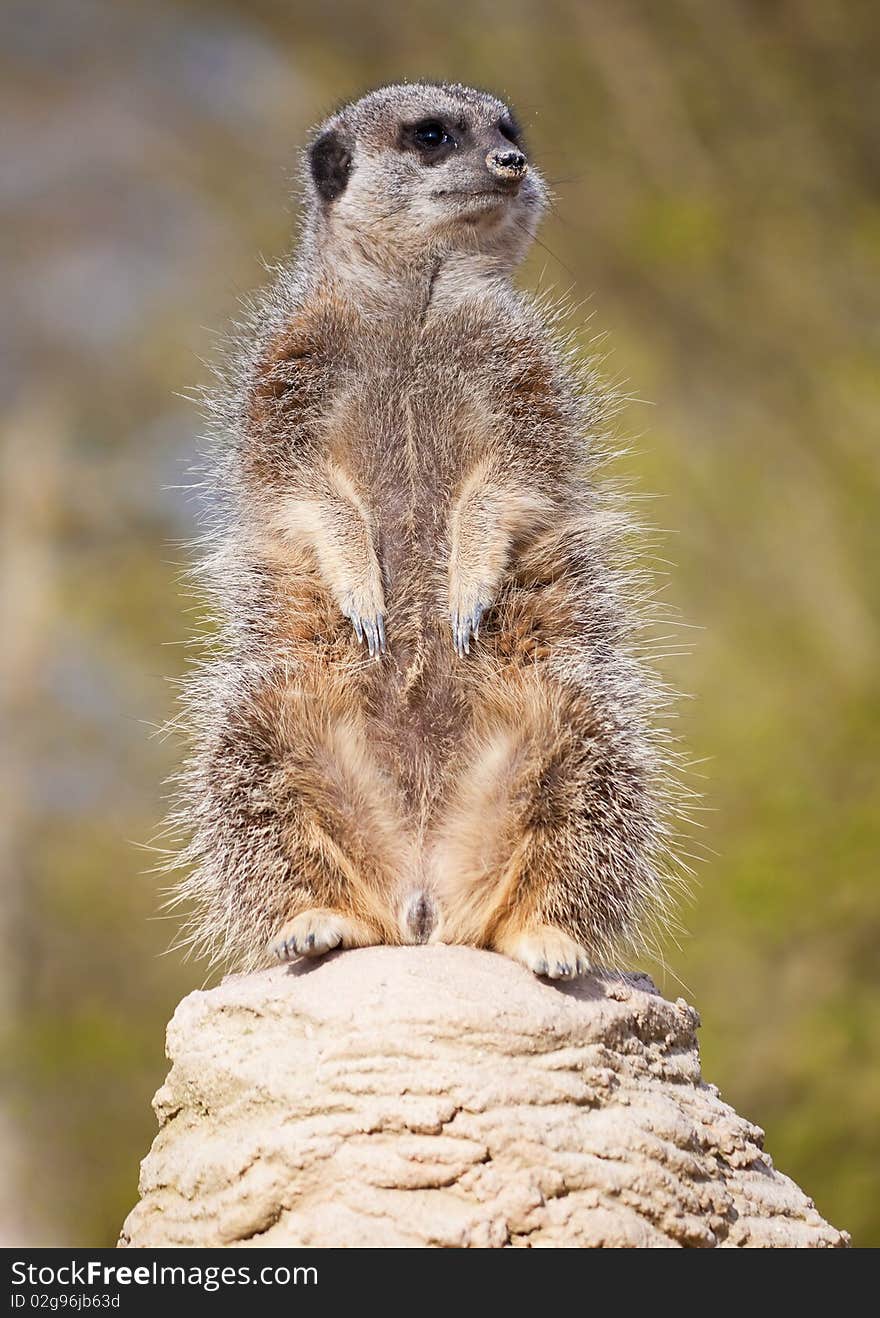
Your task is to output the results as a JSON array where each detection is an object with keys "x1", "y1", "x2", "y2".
[{"x1": 304, "y1": 82, "x2": 547, "y2": 274}]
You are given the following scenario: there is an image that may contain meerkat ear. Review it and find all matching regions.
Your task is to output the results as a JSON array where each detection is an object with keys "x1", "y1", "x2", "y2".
[{"x1": 309, "y1": 129, "x2": 353, "y2": 203}]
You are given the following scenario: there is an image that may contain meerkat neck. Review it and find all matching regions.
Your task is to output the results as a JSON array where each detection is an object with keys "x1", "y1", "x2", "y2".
[
  {"x1": 426, "y1": 252, "x2": 514, "y2": 313},
  {"x1": 309, "y1": 231, "x2": 513, "y2": 318}
]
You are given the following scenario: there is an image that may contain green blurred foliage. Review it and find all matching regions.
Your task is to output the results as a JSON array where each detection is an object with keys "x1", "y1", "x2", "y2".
[{"x1": 2, "y1": 0, "x2": 877, "y2": 1246}]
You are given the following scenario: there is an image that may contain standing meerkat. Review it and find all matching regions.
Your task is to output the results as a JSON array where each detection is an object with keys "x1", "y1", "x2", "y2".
[{"x1": 169, "y1": 82, "x2": 682, "y2": 980}]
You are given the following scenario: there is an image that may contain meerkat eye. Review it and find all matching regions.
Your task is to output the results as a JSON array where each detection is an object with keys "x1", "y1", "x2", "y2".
[
  {"x1": 398, "y1": 118, "x2": 457, "y2": 162},
  {"x1": 412, "y1": 120, "x2": 452, "y2": 149},
  {"x1": 498, "y1": 118, "x2": 521, "y2": 145}
]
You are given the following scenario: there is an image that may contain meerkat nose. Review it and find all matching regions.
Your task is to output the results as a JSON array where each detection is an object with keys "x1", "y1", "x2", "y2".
[{"x1": 486, "y1": 148, "x2": 528, "y2": 183}]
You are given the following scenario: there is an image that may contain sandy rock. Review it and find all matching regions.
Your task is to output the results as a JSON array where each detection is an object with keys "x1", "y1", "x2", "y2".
[{"x1": 119, "y1": 945, "x2": 847, "y2": 1248}]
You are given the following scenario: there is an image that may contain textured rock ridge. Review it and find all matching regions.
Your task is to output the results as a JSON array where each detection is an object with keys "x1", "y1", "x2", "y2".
[{"x1": 119, "y1": 946, "x2": 847, "y2": 1248}]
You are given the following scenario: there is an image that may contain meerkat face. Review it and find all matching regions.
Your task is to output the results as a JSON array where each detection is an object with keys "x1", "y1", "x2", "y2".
[{"x1": 306, "y1": 83, "x2": 547, "y2": 270}]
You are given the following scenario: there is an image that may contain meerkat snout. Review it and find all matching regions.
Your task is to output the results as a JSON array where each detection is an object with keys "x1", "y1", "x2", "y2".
[{"x1": 486, "y1": 148, "x2": 528, "y2": 183}]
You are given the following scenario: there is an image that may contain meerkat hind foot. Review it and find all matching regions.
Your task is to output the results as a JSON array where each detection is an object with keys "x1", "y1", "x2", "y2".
[
  {"x1": 494, "y1": 924, "x2": 590, "y2": 981},
  {"x1": 269, "y1": 908, "x2": 379, "y2": 962}
]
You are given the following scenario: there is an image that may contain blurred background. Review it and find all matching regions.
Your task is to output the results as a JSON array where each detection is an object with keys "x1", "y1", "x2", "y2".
[{"x1": 2, "y1": 0, "x2": 878, "y2": 1247}]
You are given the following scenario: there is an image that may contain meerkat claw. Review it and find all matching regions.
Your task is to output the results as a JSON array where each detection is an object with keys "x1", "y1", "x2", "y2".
[
  {"x1": 451, "y1": 604, "x2": 484, "y2": 658},
  {"x1": 274, "y1": 936, "x2": 294, "y2": 961},
  {"x1": 345, "y1": 610, "x2": 386, "y2": 658},
  {"x1": 367, "y1": 616, "x2": 386, "y2": 658}
]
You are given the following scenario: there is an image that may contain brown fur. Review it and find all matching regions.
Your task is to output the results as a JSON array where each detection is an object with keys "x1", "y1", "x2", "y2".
[{"x1": 165, "y1": 83, "x2": 686, "y2": 980}]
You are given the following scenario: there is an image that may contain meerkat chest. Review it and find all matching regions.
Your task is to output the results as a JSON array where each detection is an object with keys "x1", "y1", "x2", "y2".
[{"x1": 329, "y1": 320, "x2": 501, "y2": 516}]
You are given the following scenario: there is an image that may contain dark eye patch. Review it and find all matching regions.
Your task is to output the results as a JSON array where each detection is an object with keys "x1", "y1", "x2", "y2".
[
  {"x1": 498, "y1": 117, "x2": 522, "y2": 146},
  {"x1": 398, "y1": 117, "x2": 459, "y2": 164}
]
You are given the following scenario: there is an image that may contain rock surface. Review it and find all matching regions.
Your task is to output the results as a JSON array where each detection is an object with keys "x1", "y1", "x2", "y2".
[{"x1": 119, "y1": 945, "x2": 847, "y2": 1248}]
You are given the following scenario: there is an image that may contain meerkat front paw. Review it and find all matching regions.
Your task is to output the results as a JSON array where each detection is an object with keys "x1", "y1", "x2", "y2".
[
  {"x1": 343, "y1": 605, "x2": 386, "y2": 658},
  {"x1": 493, "y1": 923, "x2": 590, "y2": 981},
  {"x1": 450, "y1": 603, "x2": 485, "y2": 658},
  {"x1": 340, "y1": 584, "x2": 386, "y2": 658},
  {"x1": 269, "y1": 908, "x2": 379, "y2": 961},
  {"x1": 449, "y1": 584, "x2": 491, "y2": 657}
]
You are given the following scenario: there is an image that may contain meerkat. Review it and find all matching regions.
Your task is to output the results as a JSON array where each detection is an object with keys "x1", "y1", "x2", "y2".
[{"x1": 168, "y1": 81, "x2": 681, "y2": 981}]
